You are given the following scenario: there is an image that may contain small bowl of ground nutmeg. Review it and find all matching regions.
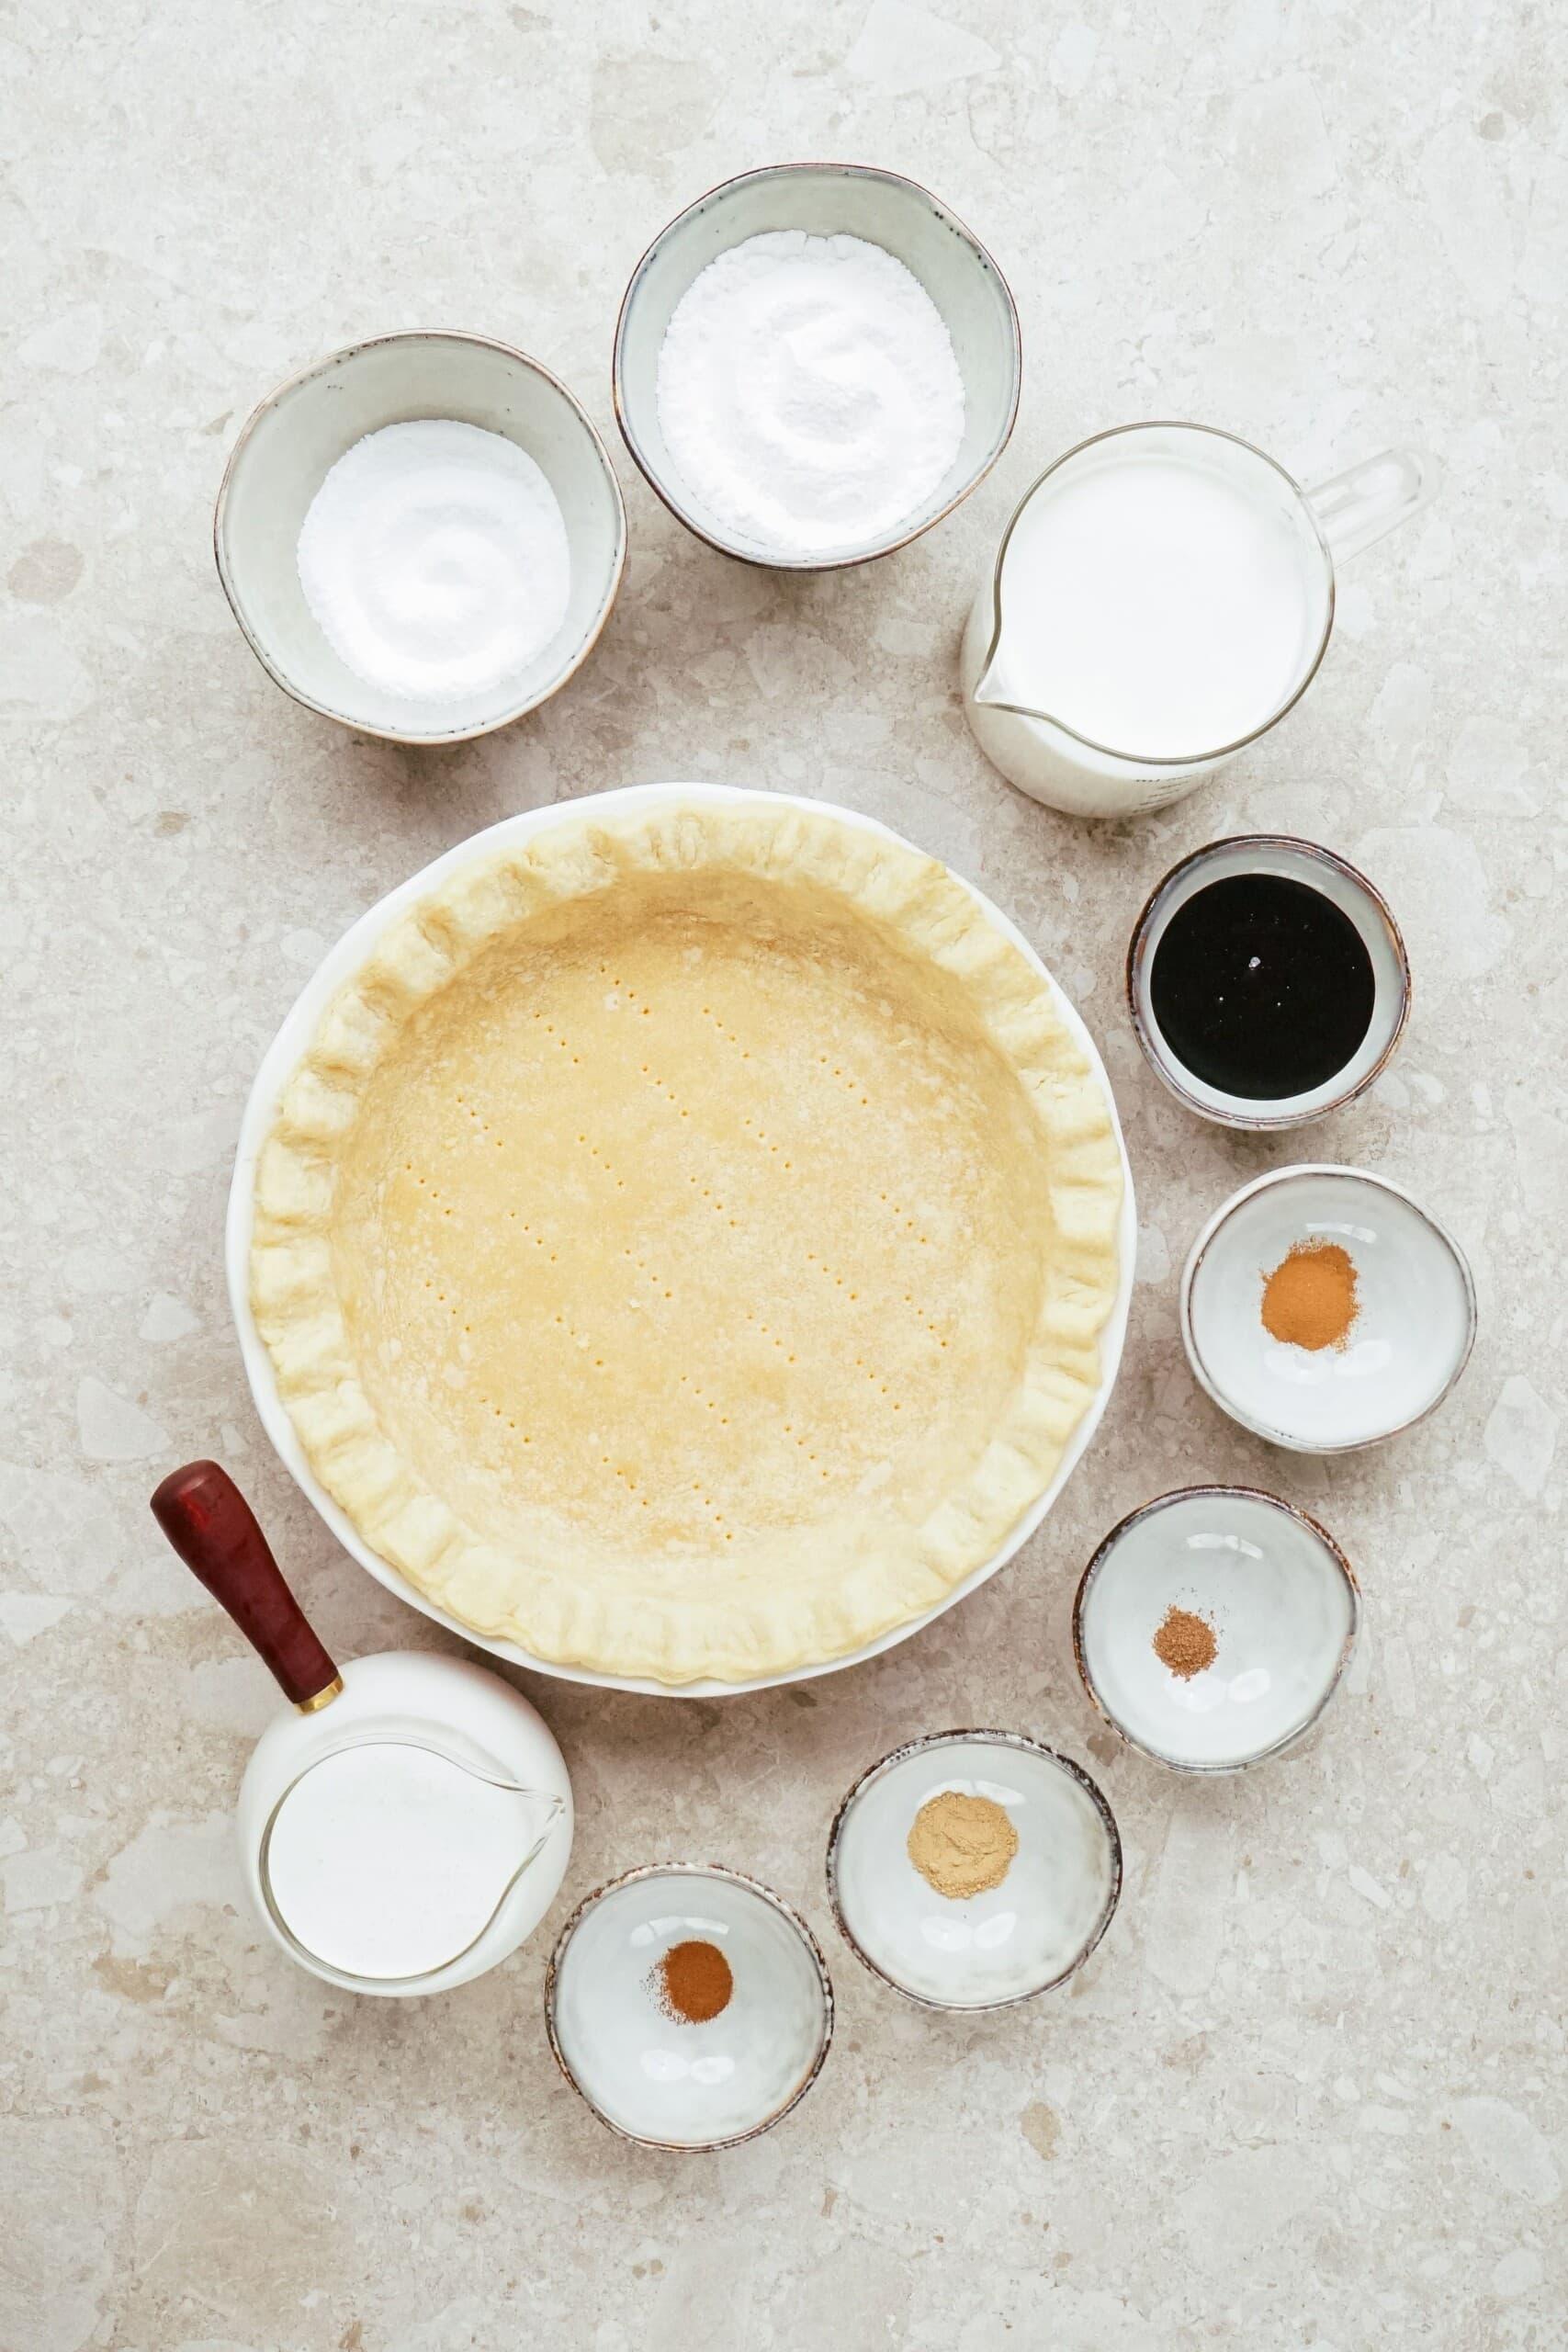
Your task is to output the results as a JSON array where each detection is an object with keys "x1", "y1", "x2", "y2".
[
  {"x1": 1181, "y1": 1164, "x2": 1476, "y2": 1452},
  {"x1": 1073, "y1": 1487, "x2": 1359, "y2": 1772},
  {"x1": 543, "y1": 1863, "x2": 832, "y2": 2150},
  {"x1": 826, "y1": 1731, "x2": 1122, "y2": 2010}
]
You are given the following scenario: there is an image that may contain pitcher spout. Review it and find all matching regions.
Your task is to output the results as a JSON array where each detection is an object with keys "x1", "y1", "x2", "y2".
[
  {"x1": 970, "y1": 596, "x2": 1044, "y2": 718},
  {"x1": 971, "y1": 646, "x2": 1012, "y2": 709},
  {"x1": 515, "y1": 1789, "x2": 566, "y2": 1872},
  {"x1": 973, "y1": 642, "x2": 1050, "y2": 722}
]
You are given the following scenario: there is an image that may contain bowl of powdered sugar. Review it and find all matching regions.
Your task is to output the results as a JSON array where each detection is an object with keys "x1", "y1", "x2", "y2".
[
  {"x1": 614, "y1": 164, "x2": 1021, "y2": 570},
  {"x1": 216, "y1": 331, "x2": 626, "y2": 743}
]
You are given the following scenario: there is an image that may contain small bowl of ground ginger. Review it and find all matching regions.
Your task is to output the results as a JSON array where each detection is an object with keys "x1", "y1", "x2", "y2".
[
  {"x1": 826, "y1": 1731, "x2": 1121, "y2": 2010},
  {"x1": 1180, "y1": 1164, "x2": 1476, "y2": 1453}
]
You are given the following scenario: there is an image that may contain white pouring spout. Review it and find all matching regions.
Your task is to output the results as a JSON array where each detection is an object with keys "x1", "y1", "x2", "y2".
[{"x1": 969, "y1": 514, "x2": 1047, "y2": 720}]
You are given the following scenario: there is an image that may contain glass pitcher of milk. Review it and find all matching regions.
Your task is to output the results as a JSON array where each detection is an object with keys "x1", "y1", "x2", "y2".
[{"x1": 960, "y1": 423, "x2": 1432, "y2": 819}]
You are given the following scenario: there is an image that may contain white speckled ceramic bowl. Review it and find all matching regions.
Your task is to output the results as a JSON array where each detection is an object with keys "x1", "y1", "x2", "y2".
[
  {"x1": 826, "y1": 1731, "x2": 1121, "y2": 2010},
  {"x1": 1182, "y1": 1165, "x2": 1476, "y2": 1452},
  {"x1": 215, "y1": 331, "x2": 626, "y2": 744},
  {"x1": 614, "y1": 163, "x2": 1021, "y2": 569},
  {"x1": 544, "y1": 1864, "x2": 833, "y2": 2150},
  {"x1": 1074, "y1": 1487, "x2": 1359, "y2": 1773},
  {"x1": 1126, "y1": 836, "x2": 1411, "y2": 1129}
]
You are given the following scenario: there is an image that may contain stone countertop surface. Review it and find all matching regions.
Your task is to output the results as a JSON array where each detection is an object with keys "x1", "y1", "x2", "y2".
[{"x1": 3, "y1": 2, "x2": 1564, "y2": 2346}]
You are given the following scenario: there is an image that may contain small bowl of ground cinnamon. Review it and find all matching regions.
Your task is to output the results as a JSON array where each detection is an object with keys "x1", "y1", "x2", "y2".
[
  {"x1": 543, "y1": 1862, "x2": 832, "y2": 2150},
  {"x1": 1073, "y1": 1487, "x2": 1359, "y2": 1772},
  {"x1": 826, "y1": 1731, "x2": 1122, "y2": 2009},
  {"x1": 1181, "y1": 1164, "x2": 1476, "y2": 1452}
]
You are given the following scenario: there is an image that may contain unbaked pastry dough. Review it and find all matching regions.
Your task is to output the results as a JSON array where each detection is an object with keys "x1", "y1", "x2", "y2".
[{"x1": 251, "y1": 800, "x2": 1122, "y2": 1682}]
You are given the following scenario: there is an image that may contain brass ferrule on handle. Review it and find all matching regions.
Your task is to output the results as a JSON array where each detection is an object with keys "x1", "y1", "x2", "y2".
[{"x1": 296, "y1": 1674, "x2": 345, "y2": 1714}]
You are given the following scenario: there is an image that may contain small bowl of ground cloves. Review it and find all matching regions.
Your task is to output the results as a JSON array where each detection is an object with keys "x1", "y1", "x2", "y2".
[
  {"x1": 1181, "y1": 1164, "x2": 1476, "y2": 1453},
  {"x1": 543, "y1": 1862, "x2": 832, "y2": 2150},
  {"x1": 1073, "y1": 1487, "x2": 1360, "y2": 1773},
  {"x1": 826, "y1": 1731, "x2": 1122, "y2": 2010}
]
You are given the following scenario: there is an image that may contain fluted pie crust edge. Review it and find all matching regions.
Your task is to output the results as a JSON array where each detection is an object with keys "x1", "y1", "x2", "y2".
[{"x1": 250, "y1": 800, "x2": 1122, "y2": 1682}]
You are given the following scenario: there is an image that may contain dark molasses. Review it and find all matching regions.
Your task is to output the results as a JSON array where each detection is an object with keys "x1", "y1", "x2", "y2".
[{"x1": 1148, "y1": 872, "x2": 1375, "y2": 1100}]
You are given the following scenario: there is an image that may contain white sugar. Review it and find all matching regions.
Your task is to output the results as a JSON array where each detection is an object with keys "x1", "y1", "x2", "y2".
[
  {"x1": 655, "y1": 231, "x2": 965, "y2": 560},
  {"x1": 297, "y1": 419, "x2": 571, "y2": 705}
]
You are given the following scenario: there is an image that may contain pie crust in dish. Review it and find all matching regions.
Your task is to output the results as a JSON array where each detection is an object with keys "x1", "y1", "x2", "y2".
[{"x1": 251, "y1": 801, "x2": 1122, "y2": 1683}]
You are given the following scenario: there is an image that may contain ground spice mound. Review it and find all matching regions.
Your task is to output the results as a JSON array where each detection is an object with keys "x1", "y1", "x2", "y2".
[
  {"x1": 1154, "y1": 1604, "x2": 1217, "y2": 1679},
  {"x1": 907, "y1": 1790, "x2": 1019, "y2": 1900},
  {"x1": 652, "y1": 1938, "x2": 732, "y2": 2024},
  {"x1": 1261, "y1": 1239, "x2": 1359, "y2": 1351}
]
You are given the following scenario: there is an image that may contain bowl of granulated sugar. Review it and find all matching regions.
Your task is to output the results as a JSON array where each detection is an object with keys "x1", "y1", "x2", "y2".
[
  {"x1": 216, "y1": 332, "x2": 626, "y2": 744},
  {"x1": 614, "y1": 164, "x2": 1021, "y2": 570}
]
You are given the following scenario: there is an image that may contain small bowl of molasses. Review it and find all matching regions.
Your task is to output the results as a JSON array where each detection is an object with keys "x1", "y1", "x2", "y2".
[{"x1": 1126, "y1": 836, "x2": 1410, "y2": 1129}]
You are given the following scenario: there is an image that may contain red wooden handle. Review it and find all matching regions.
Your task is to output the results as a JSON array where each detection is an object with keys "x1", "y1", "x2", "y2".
[{"x1": 151, "y1": 1461, "x2": 340, "y2": 1709}]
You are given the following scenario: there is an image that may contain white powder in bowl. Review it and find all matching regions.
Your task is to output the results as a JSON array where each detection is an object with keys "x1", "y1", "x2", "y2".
[
  {"x1": 653, "y1": 231, "x2": 966, "y2": 560},
  {"x1": 297, "y1": 419, "x2": 572, "y2": 705}
]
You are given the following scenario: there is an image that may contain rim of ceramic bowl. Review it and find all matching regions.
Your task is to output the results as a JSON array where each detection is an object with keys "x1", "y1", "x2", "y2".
[
  {"x1": 226, "y1": 782, "x2": 1137, "y2": 1701},
  {"x1": 1124, "y1": 834, "x2": 1413, "y2": 1130},
  {"x1": 612, "y1": 161, "x2": 1022, "y2": 571},
  {"x1": 1071, "y1": 1485, "x2": 1362, "y2": 1774},
  {"x1": 213, "y1": 329, "x2": 628, "y2": 746},
  {"x1": 542, "y1": 1861, "x2": 835, "y2": 2152},
  {"x1": 824, "y1": 1728, "x2": 1122, "y2": 2012},
  {"x1": 1179, "y1": 1163, "x2": 1478, "y2": 1453},
  {"x1": 976, "y1": 420, "x2": 1337, "y2": 763}
]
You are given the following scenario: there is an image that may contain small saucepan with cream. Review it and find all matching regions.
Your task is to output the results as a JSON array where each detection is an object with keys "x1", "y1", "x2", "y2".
[{"x1": 150, "y1": 1461, "x2": 572, "y2": 1996}]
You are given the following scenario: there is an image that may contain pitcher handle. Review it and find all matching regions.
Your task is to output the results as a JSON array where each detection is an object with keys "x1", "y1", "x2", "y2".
[
  {"x1": 152, "y1": 1460, "x2": 343, "y2": 1713},
  {"x1": 1305, "y1": 447, "x2": 1436, "y2": 566}
]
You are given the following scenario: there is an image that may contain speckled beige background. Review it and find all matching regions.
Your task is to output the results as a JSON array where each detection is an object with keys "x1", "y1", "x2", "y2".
[{"x1": 4, "y1": 1, "x2": 1565, "y2": 2346}]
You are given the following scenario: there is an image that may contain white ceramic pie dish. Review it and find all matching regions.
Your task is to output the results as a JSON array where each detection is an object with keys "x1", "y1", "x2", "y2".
[{"x1": 227, "y1": 783, "x2": 1136, "y2": 1697}]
